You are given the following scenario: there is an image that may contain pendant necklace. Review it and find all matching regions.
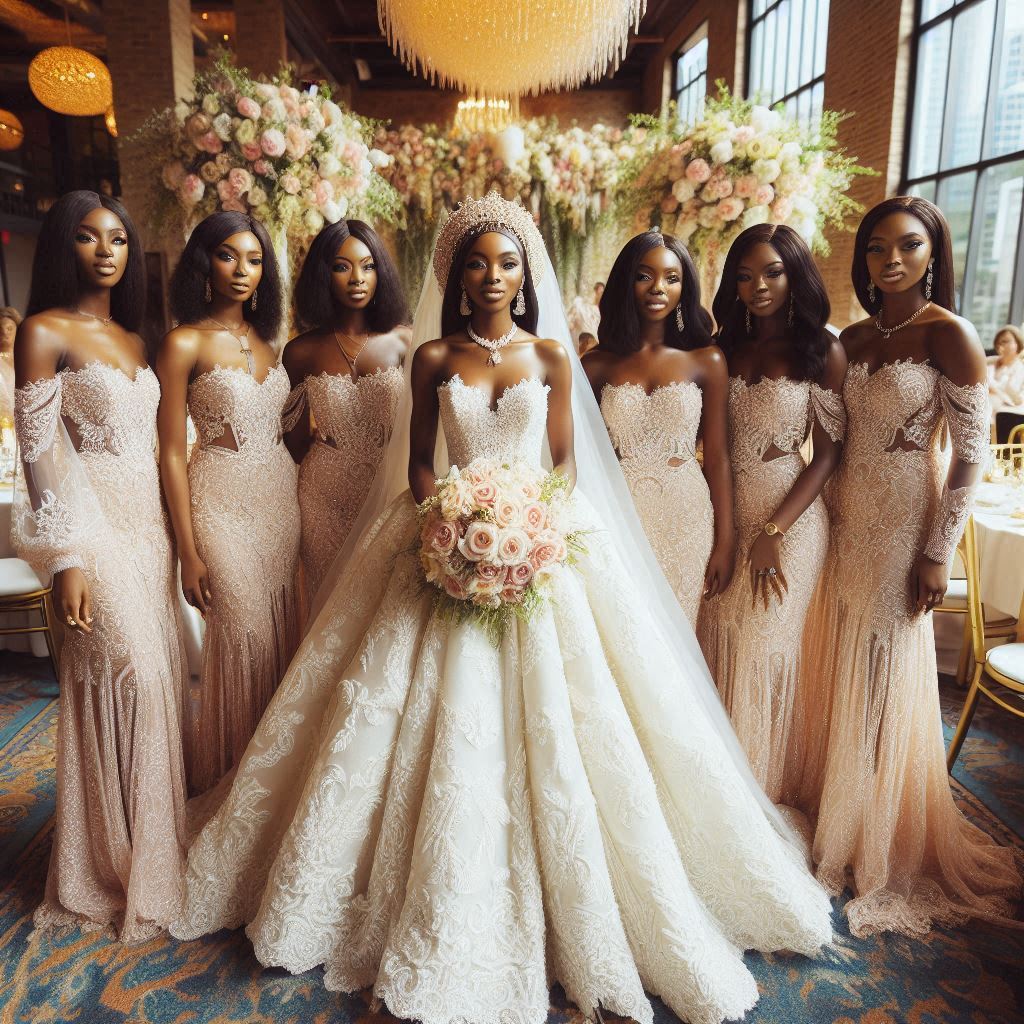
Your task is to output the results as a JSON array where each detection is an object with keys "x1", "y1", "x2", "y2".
[
  {"x1": 334, "y1": 329, "x2": 371, "y2": 381},
  {"x1": 467, "y1": 322, "x2": 518, "y2": 366},
  {"x1": 75, "y1": 307, "x2": 114, "y2": 326},
  {"x1": 208, "y1": 316, "x2": 255, "y2": 375}
]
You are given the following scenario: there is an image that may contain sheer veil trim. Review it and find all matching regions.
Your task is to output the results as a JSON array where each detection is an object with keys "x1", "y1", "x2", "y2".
[{"x1": 307, "y1": 214, "x2": 805, "y2": 855}]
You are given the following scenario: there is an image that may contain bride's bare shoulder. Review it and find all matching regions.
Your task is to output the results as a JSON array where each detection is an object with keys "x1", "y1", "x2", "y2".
[{"x1": 533, "y1": 336, "x2": 570, "y2": 365}]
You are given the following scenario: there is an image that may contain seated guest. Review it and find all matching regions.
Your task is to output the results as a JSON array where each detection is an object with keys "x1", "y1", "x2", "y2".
[
  {"x1": 988, "y1": 324, "x2": 1024, "y2": 442},
  {"x1": 568, "y1": 280, "x2": 604, "y2": 356}
]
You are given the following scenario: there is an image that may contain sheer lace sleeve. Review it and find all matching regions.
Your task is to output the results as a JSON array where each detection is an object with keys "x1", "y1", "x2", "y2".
[
  {"x1": 923, "y1": 378, "x2": 989, "y2": 565},
  {"x1": 12, "y1": 376, "x2": 104, "y2": 578},
  {"x1": 807, "y1": 383, "x2": 846, "y2": 442},
  {"x1": 281, "y1": 379, "x2": 308, "y2": 434}
]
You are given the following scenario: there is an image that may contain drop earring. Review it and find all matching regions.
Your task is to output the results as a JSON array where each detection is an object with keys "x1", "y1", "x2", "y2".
[
  {"x1": 675, "y1": 303, "x2": 685, "y2": 331},
  {"x1": 745, "y1": 306, "x2": 752, "y2": 334},
  {"x1": 459, "y1": 287, "x2": 471, "y2": 317},
  {"x1": 787, "y1": 296, "x2": 794, "y2": 328},
  {"x1": 205, "y1": 280, "x2": 212, "y2": 303},
  {"x1": 924, "y1": 258, "x2": 934, "y2": 301},
  {"x1": 513, "y1": 288, "x2": 526, "y2": 316},
  {"x1": 868, "y1": 281, "x2": 876, "y2": 305},
  {"x1": 251, "y1": 290, "x2": 258, "y2": 312}
]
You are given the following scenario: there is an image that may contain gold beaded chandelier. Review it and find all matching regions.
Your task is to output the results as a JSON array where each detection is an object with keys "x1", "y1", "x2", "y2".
[{"x1": 377, "y1": 0, "x2": 646, "y2": 106}]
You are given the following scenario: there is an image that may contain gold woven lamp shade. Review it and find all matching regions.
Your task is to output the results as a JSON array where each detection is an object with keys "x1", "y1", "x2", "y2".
[
  {"x1": 0, "y1": 110, "x2": 24, "y2": 151},
  {"x1": 377, "y1": 0, "x2": 646, "y2": 104},
  {"x1": 29, "y1": 46, "x2": 113, "y2": 117}
]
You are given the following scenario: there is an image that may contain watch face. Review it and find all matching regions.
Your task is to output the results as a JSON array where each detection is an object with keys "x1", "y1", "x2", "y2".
[{"x1": 765, "y1": 523, "x2": 778, "y2": 535}]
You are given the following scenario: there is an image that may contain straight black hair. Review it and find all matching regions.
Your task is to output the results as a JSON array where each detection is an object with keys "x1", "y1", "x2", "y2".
[
  {"x1": 852, "y1": 195, "x2": 956, "y2": 315},
  {"x1": 714, "y1": 223, "x2": 832, "y2": 382},
  {"x1": 440, "y1": 226, "x2": 539, "y2": 338},
  {"x1": 169, "y1": 211, "x2": 284, "y2": 341},
  {"x1": 293, "y1": 219, "x2": 408, "y2": 333},
  {"x1": 597, "y1": 231, "x2": 713, "y2": 353},
  {"x1": 26, "y1": 190, "x2": 145, "y2": 333}
]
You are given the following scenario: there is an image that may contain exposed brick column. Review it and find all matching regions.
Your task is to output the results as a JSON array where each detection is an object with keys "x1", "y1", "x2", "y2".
[
  {"x1": 233, "y1": 0, "x2": 287, "y2": 79},
  {"x1": 818, "y1": 0, "x2": 916, "y2": 327},
  {"x1": 105, "y1": 0, "x2": 195, "y2": 249}
]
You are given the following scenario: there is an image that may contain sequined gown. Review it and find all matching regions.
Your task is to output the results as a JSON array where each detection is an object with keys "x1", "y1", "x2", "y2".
[
  {"x1": 186, "y1": 363, "x2": 301, "y2": 794},
  {"x1": 286, "y1": 367, "x2": 403, "y2": 604},
  {"x1": 600, "y1": 381, "x2": 714, "y2": 624},
  {"x1": 13, "y1": 363, "x2": 188, "y2": 942},
  {"x1": 806, "y1": 360, "x2": 1021, "y2": 936},
  {"x1": 173, "y1": 373, "x2": 833, "y2": 1024},
  {"x1": 696, "y1": 377, "x2": 844, "y2": 806}
]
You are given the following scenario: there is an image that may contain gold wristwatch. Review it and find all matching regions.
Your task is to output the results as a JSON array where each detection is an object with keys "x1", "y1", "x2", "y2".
[{"x1": 763, "y1": 522, "x2": 785, "y2": 538}]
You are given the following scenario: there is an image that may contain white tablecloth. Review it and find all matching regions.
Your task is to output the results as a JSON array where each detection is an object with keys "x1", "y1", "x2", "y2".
[
  {"x1": 0, "y1": 484, "x2": 204, "y2": 673},
  {"x1": 972, "y1": 480, "x2": 1024, "y2": 621}
]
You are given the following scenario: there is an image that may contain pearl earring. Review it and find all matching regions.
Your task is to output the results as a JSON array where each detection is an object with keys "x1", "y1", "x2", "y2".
[{"x1": 460, "y1": 287, "x2": 471, "y2": 317}]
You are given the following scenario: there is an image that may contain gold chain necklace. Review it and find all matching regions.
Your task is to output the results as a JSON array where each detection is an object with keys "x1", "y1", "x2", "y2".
[
  {"x1": 207, "y1": 316, "x2": 255, "y2": 375},
  {"x1": 875, "y1": 301, "x2": 931, "y2": 341},
  {"x1": 333, "y1": 329, "x2": 370, "y2": 380},
  {"x1": 74, "y1": 306, "x2": 114, "y2": 325}
]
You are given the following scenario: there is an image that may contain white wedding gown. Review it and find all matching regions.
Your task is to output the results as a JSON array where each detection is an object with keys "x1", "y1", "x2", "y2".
[{"x1": 173, "y1": 371, "x2": 833, "y2": 1024}]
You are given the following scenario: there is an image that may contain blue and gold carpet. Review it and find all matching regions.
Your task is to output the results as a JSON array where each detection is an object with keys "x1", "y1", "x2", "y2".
[{"x1": 0, "y1": 652, "x2": 1021, "y2": 1024}]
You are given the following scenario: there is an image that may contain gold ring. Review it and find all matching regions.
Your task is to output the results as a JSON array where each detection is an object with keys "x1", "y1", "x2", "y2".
[{"x1": 66, "y1": 615, "x2": 77, "y2": 627}]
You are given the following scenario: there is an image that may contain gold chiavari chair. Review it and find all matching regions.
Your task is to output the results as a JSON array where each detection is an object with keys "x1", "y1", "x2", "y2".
[
  {"x1": 0, "y1": 558, "x2": 60, "y2": 674},
  {"x1": 1008, "y1": 423, "x2": 1024, "y2": 447},
  {"x1": 946, "y1": 517, "x2": 1024, "y2": 770}
]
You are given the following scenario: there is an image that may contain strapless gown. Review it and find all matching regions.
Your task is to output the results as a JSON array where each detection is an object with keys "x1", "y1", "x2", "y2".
[
  {"x1": 600, "y1": 380, "x2": 714, "y2": 625},
  {"x1": 173, "y1": 374, "x2": 833, "y2": 1024},
  {"x1": 287, "y1": 367, "x2": 403, "y2": 604}
]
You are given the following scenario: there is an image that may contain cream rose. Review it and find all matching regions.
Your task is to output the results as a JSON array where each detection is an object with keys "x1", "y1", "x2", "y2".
[
  {"x1": 497, "y1": 529, "x2": 531, "y2": 566},
  {"x1": 493, "y1": 496, "x2": 523, "y2": 529},
  {"x1": 458, "y1": 521, "x2": 500, "y2": 562}
]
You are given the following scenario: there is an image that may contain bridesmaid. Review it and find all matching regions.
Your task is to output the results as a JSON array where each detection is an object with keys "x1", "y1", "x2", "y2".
[
  {"x1": 584, "y1": 231, "x2": 735, "y2": 623},
  {"x1": 157, "y1": 211, "x2": 300, "y2": 796},
  {"x1": 284, "y1": 220, "x2": 409, "y2": 607},
  {"x1": 13, "y1": 191, "x2": 188, "y2": 940},
  {"x1": 697, "y1": 224, "x2": 846, "y2": 808},
  {"x1": 809, "y1": 195, "x2": 1021, "y2": 935}
]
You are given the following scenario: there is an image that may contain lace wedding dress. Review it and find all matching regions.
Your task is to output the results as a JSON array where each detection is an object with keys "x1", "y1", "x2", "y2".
[
  {"x1": 600, "y1": 381, "x2": 713, "y2": 624},
  {"x1": 185, "y1": 363, "x2": 301, "y2": 794},
  {"x1": 173, "y1": 367, "x2": 833, "y2": 1024},
  {"x1": 13, "y1": 362, "x2": 188, "y2": 942},
  {"x1": 698, "y1": 377, "x2": 844, "y2": 806},
  {"x1": 284, "y1": 367, "x2": 404, "y2": 603},
  {"x1": 805, "y1": 360, "x2": 1022, "y2": 936}
]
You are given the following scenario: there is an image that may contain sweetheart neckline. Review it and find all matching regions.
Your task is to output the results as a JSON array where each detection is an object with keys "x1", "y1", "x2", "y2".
[
  {"x1": 599, "y1": 379, "x2": 701, "y2": 403},
  {"x1": 439, "y1": 373, "x2": 548, "y2": 414}
]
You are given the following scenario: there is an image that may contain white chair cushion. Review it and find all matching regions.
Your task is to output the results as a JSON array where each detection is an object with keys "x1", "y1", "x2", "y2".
[
  {"x1": 987, "y1": 643, "x2": 1024, "y2": 685},
  {"x1": 0, "y1": 558, "x2": 46, "y2": 598},
  {"x1": 939, "y1": 579, "x2": 967, "y2": 608}
]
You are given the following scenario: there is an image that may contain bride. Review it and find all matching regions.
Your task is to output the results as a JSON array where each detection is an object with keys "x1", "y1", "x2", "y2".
[{"x1": 173, "y1": 194, "x2": 833, "y2": 1024}]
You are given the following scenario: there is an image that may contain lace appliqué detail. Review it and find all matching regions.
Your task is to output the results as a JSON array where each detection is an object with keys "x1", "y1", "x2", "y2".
[
  {"x1": 924, "y1": 484, "x2": 973, "y2": 564},
  {"x1": 937, "y1": 377, "x2": 989, "y2": 464},
  {"x1": 807, "y1": 383, "x2": 846, "y2": 442}
]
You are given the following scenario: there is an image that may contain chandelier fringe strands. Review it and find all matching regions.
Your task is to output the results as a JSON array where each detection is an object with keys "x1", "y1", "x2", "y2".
[{"x1": 376, "y1": 0, "x2": 647, "y2": 103}]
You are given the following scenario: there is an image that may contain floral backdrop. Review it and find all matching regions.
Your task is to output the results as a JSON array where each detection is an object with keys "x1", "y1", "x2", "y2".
[{"x1": 138, "y1": 58, "x2": 873, "y2": 316}]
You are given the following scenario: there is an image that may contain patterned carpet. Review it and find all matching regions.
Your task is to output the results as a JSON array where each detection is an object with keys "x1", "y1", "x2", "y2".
[{"x1": 0, "y1": 652, "x2": 1021, "y2": 1024}]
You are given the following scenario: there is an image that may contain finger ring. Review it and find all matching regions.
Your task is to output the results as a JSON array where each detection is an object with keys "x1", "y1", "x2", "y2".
[
  {"x1": 66, "y1": 615, "x2": 76, "y2": 627},
  {"x1": 767, "y1": 567, "x2": 777, "y2": 576}
]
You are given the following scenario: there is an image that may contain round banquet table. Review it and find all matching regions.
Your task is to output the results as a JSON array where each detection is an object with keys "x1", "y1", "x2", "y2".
[{"x1": 0, "y1": 482, "x2": 204, "y2": 674}]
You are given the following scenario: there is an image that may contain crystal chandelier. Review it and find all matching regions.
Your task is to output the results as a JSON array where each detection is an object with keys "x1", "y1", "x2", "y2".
[
  {"x1": 377, "y1": 0, "x2": 646, "y2": 103},
  {"x1": 453, "y1": 95, "x2": 518, "y2": 134}
]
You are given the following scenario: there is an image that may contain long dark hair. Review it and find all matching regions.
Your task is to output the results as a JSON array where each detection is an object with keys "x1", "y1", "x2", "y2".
[
  {"x1": 440, "y1": 226, "x2": 539, "y2": 337},
  {"x1": 597, "y1": 231, "x2": 712, "y2": 353},
  {"x1": 26, "y1": 190, "x2": 145, "y2": 332},
  {"x1": 852, "y1": 195, "x2": 955, "y2": 315},
  {"x1": 714, "y1": 223, "x2": 831, "y2": 382},
  {"x1": 293, "y1": 219, "x2": 408, "y2": 333},
  {"x1": 169, "y1": 211, "x2": 283, "y2": 341}
]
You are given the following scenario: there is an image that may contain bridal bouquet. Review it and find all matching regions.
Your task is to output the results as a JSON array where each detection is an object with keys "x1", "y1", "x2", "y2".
[{"x1": 417, "y1": 459, "x2": 584, "y2": 637}]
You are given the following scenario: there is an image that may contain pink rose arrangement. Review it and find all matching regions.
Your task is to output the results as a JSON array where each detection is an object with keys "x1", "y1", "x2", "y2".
[{"x1": 417, "y1": 458, "x2": 583, "y2": 638}]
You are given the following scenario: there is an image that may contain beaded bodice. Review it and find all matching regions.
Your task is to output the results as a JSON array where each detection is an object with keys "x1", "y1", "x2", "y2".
[
  {"x1": 438, "y1": 374, "x2": 549, "y2": 468},
  {"x1": 188, "y1": 363, "x2": 291, "y2": 458},
  {"x1": 600, "y1": 381, "x2": 702, "y2": 466}
]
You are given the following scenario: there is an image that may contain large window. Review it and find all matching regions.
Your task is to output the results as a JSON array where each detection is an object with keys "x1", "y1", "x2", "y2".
[
  {"x1": 904, "y1": 0, "x2": 1024, "y2": 345},
  {"x1": 747, "y1": 0, "x2": 830, "y2": 129},
  {"x1": 673, "y1": 25, "x2": 709, "y2": 128}
]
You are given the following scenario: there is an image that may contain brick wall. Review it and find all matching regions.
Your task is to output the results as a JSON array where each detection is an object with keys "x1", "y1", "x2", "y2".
[{"x1": 234, "y1": 0, "x2": 287, "y2": 79}]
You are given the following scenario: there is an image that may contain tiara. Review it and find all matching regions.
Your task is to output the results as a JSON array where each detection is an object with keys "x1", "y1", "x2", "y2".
[{"x1": 432, "y1": 192, "x2": 546, "y2": 289}]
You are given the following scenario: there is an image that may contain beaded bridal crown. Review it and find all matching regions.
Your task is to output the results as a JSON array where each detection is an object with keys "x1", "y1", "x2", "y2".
[{"x1": 433, "y1": 191, "x2": 547, "y2": 289}]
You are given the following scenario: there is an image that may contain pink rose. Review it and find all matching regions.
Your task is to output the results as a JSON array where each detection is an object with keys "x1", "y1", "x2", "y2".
[
  {"x1": 733, "y1": 126, "x2": 755, "y2": 144},
  {"x1": 280, "y1": 173, "x2": 302, "y2": 195},
  {"x1": 196, "y1": 131, "x2": 223, "y2": 154},
  {"x1": 753, "y1": 184, "x2": 776, "y2": 206},
  {"x1": 314, "y1": 179, "x2": 334, "y2": 207},
  {"x1": 253, "y1": 159, "x2": 272, "y2": 176},
  {"x1": 443, "y1": 575, "x2": 468, "y2": 600},
  {"x1": 471, "y1": 481, "x2": 497, "y2": 508},
  {"x1": 499, "y1": 584, "x2": 524, "y2": 604},
  {"x1": 227, "y1": 167, "x2": 253, "y2": 197},
  {"x1": 285, "y1": 124, "x2": 309, "y2": 161},
  {"x1": 519, "y1": 478, "x2": 541, "y2": 501},
  {"x1": 734, "y1": 174, "x2": 759, "y2": 199},
  {"x1": 493, "y1": 496, "x2": 523, "y2": 528},
  {"x1": 685, "y1": 158, "x2": 711, "y2": 183},
  {"x1": 260, "y1": 129, "x2": 286, "y2": 157},
  {"x1": 216, "y1": 179, "x2": 233, "y2": 202},
  {"x1": 236, "y1": 96, "x2": 261, "y2": 120},
  {"x1": 180, "y1": 174, "x2": 205, "y2": 205},
  {"x1": 475, "y1": 562, "x2": 503, "y2": 583},
  {"x1": 717, "y1": 197, "x2": 745, "y2": 222},
  {"x1": 772, "y1": 196, "x2": 793, "y2": 221},
  {"x1": 424, "y1": 520, "x2": 458, "y2": 556},
  {"x1": 530, "y1": 532, "x2": 567, "y2": 572},
  {"x1": 497, "y1": 529, "x2": 531, "y2": 566},
  {"x1": 508, "y1": 562, "x2": 534, "y2": 587},
  {"x1": 523, "y1": 503, "x2": 547, "y2": 535},
  {"x1": 241, "y1": 141, "x2": 262, "y2": 162},
  {"x1": 458, "y1": 521, "x2": 499, "y2": 562}
]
